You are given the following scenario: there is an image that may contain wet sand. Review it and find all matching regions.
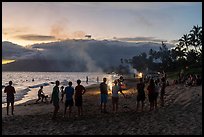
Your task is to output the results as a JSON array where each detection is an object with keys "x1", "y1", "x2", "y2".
[{"x1": 2, "y1": 79, "x2": 202, "y2": 135}]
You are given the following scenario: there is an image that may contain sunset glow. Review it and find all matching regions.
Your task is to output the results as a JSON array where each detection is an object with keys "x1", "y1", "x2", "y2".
[
  {"x1": 2, "y1": 59, "x2": 15, "y2": 65},
  {"x1": 2, "y1": 2, "x2": 202, "y2": 47}
]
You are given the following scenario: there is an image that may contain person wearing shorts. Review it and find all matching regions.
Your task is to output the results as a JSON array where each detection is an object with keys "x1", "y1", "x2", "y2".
[
  {"x1": 100, "y1": 78, "x2": 108, "y2": 113},
  {"x1": 4, "y1": 81, "x2": 16, "y2": 115},
  {"x1": 75, "y1": 79, "x2": 86, "y2": 117},
  {"x1": 64, "y1": 81, "x2": 74, "y2": 118},
  {"x1": 112, "y1": 80, "x2": 125, "y2": 113}
]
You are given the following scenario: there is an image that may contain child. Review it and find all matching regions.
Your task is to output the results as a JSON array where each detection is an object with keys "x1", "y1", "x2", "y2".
[{"x1": 60, "y1": 86, "x2": 64, "y2": 102}]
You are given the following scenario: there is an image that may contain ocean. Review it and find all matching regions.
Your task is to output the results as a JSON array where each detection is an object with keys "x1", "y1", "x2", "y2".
[{"x1": 2, "y1": 72, "x2": 119, "y2": 107}]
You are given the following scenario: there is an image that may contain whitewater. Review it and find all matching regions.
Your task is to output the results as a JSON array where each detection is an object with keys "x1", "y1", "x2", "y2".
[{"x1": 2, "y1": 72, "x2": 119, "y2": 108}]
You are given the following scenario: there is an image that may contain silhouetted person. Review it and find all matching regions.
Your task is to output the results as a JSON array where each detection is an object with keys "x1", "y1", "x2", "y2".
[
  {"x1": 196, "y1": 75, "x2": 202, "y2": 86},
  {"x1": 64, "y1": 81, "x2": 74, "y2": 118},
  {"x1": 86, "y1": 76, "x2": 89, "y2": 84},
  {"x1": 112, "y1": 80, "x2": 125, "y2": 113},
  {"x1": 119, "y1": 76, "x2": 124, "y2": 83},
  {"x1": 160, "y1": 77, "x2": 166, "y2": 107},
  {"x1": 4, "y1": 81, "x2": 16, "y2": 115},
  {"x1": 117, "y1": 79, "x2": 122, "y2": 92},
  {"x1": 136, "y1": 78, "x2": 145, "y2": 112},
  {"x1": 147, "y1": 79, "x2": 155, "y2": 111},
  {"x1": 97, "y1": 76, "x2": 99, "y2": 83},
  {"x1": 100, "y1": 78, "x2": 108, "y2": 113},
  {"x1": 154, "y1": 79, "x2": 160, "y2": 109},
  {"x1": 163, "y1": 71, "x2": 167, "y2": 81},
  {"x1": 75, "y1": 79, "x2": 86, "y2": 117},
  {"x1": 60, "y1": 86, "x2": 64, "y2": 102},
  {"x1": 36, "y1": 86, "x2": 47, "y2": 103},
  {"x1": 50, "y1": 80, "x2": 60, "y2": 120}
]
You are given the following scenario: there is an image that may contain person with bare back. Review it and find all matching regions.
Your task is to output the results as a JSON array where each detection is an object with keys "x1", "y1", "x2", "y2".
[
  {"x1": 36, "y1": 86, "x2": 48, "y2": 103},
  {"x1": 100, "y1": 78, "x2": 108, "y2": 113},
  {"x1": 4, "y1": 81, "x2": 16, "y2": 115}
]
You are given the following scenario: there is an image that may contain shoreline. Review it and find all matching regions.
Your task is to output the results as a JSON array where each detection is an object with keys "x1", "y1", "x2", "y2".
[
  {"x1": 2, "y1": 78, "x2": 202, "y2": 135},
  {"x1": 2, "y1": 82, "x2": 102, "y2": 108},
  {"x1": 2, "y1": 71, "x2": 117, "y2": 108}
]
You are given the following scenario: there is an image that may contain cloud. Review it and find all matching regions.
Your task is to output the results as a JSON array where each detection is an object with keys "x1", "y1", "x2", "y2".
[
  {"x1": 3, "y1": 40, "x2": 175, "y2": 72},
  {"x1": 3, "y1": 27, "x2": 30, "y2": 36},
  {"x1": 169, "y1": 39, "x2": 179, "y2": 44},
  {"x1": 16, "y1": 34, "x2": 56, "y2": 41},
  {"x1": 114, "y1": 36, "x2": 167, "y2": 43},
  {"x1": 65, "y1": 2, "x2": 196, "y2": 11},
  {"x1": 50, "y1": 21, "x2": 87, "y2": 40}
]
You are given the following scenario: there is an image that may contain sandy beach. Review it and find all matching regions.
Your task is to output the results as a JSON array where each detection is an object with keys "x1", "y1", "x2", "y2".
[{"x1": 2, "y1": 79, "x2": 202, "y2": 135}]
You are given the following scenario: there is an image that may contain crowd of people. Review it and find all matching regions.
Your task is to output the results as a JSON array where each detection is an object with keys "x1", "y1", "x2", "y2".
[
  {"x1": 175, "y1": 72, "x2": 202, "y2": 87},
  {"x1": 136, "y1": 76, "x2": 166, "y2": 112},
  {"x1": 4, "y1": 72, "x2": 201, "y2": 120}
]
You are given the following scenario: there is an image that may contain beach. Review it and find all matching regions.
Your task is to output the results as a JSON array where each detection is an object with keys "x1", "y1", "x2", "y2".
[{"x1": 2, "y1": 79, "x2": 202, "y2": 135}]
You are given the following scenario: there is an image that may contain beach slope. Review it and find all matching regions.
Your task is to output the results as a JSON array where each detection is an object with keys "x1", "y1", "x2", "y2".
[{"x1": 2, "y1": 81, "x2": 202, "y2": 135}]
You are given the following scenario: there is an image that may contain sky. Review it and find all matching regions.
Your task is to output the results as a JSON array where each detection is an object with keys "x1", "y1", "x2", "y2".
[{"x1": 2, "y1": 2, "x2": 202, "y2": 46}]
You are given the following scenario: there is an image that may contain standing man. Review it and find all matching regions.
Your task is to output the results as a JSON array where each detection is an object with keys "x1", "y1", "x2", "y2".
[
  {"x1": 64, "y1": 81, "x2": 74, "y2": 118},
  {"x1": 4, "y1": 81, "x2": 16, "y2": 115},
  {"x1": 97, "y1": 76, "x2": 99, "y2": 83},
  {"x1": 160, "y1": 77, "x2": 166, "y2": 107},
  {"x1": 86, "y1": 76, "x2": 89, "y2": 84},
  {"x1": 50, "y1": 80, "x2": 60, "y2": 120},
  {"x1": 100, "y1": 78, "x2": 108, "y2": 113},
  {"x1": 136, "y1": 78, "x2": 146, "y2": 112},
  {"x1": 75, "y1": 79, "x2": 86, "y2": 117}
]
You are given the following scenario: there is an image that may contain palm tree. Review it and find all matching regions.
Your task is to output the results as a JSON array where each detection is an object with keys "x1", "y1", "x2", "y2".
[
  {"x1": 179, "y1": 34, "x2": 190, "y2": 51},
  {"x1": 198, "y1": 26, "x2": 202, "y2": 52},
  {"x1": 186, "y1": 49, "x2": 199, "y2": 65},
  {"x1": 189, "y1": 25, "x2": 202, "y2": 52},
  {"x1": 175, "y1": 42, "x2": 186, "y2": 60}
]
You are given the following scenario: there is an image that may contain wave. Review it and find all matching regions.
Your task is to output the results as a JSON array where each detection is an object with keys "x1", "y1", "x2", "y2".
[
  {"x1": 28, "y1": 82, "x2": 49, "y2": 88},
  {"x1": 2, "y1": 88, "x2": 31, "y2": 104}
]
